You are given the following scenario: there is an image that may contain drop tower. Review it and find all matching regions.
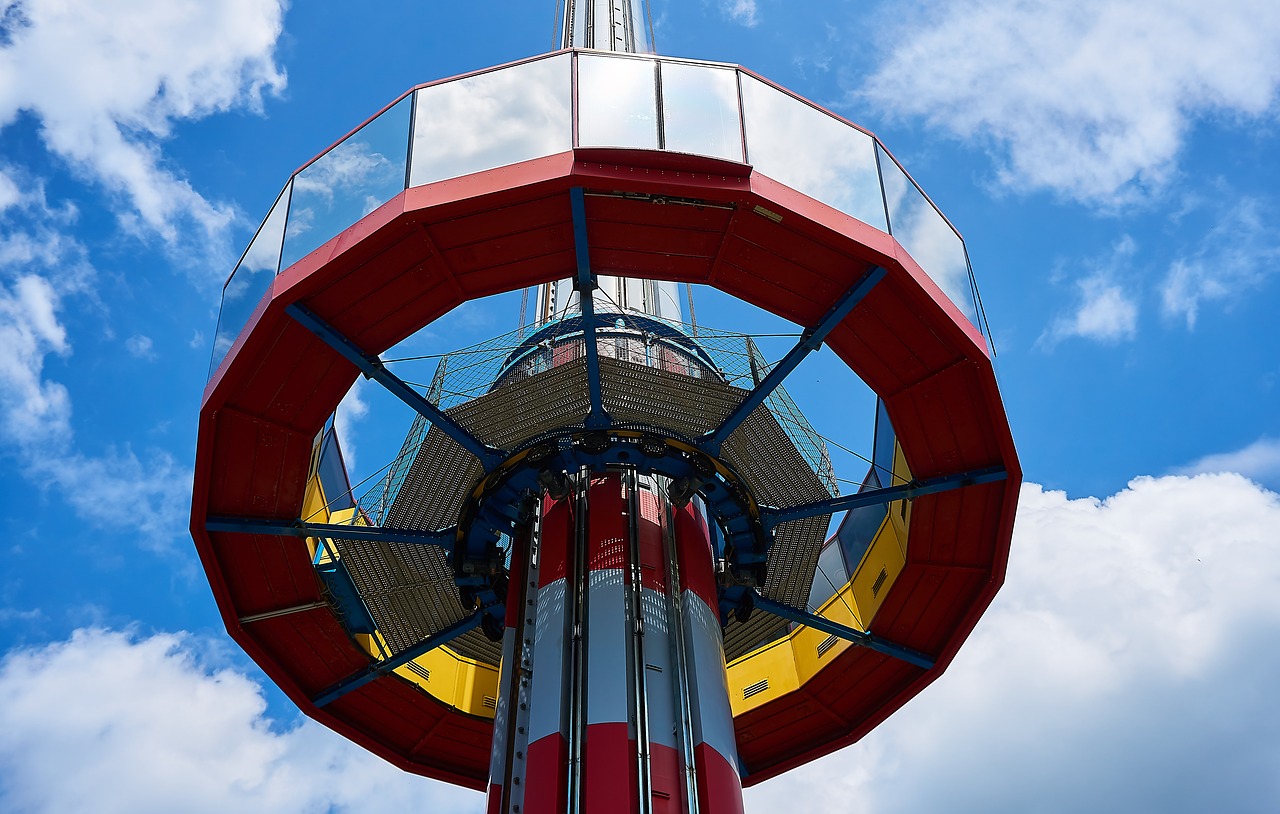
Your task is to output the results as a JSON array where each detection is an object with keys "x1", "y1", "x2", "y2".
[{"x1": 192, "y1": 3, "x2": 1021, "y2": 812}]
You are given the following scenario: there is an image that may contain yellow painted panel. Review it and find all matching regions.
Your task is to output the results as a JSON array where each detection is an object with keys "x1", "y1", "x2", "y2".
[
  {"x1": 848, "y1": 514, "x2": 906, "y2": 626},
  {"x1": 727, "y1": 449, "x2": 914, "y2": 718}
]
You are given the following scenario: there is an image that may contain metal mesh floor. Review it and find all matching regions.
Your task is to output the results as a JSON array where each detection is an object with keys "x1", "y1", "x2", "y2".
[{"x1": 334, "y1": 355, "x2": 833, "y2": 664}]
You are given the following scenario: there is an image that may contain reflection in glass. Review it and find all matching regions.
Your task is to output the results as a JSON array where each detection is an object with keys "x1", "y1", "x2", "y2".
[
  {"x1": 807, "y1": 537, "x2": 850, "y2": 611},
  {"x1": 577, "y1": 54, "x2": 658, "y2": 149},
  {"x1": 280, "y1": 96, "x2": 412, "y2": 271},
  {"x1": 877, "y1": 144, "x2": 975, "y2": 321},
  {"x1": 409, "y1": 55, "x2": 572, "y2": 188},
  {"x1": 661, "y1": 62, "x2": 742, "y2": 161},
  {"x1": 210, "y1": 182, "x2": 290, "y2": 378},
  {"x1": 740, "y1": 75, "x2": 887, "y2": 232}
]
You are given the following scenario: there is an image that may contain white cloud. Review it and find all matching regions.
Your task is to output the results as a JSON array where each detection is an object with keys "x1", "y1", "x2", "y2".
[
  {"x1": 4, "y1": 476, "x2": 1277, "y2": 811},
  {"x1": 0, "y1": 628, "x2": 482, "y2": 814},
  {"x1": 1161, "y1": 198, "x2": 1280, "y2": 328},
  {"x1": 0, "y1": 0, "x2": 287, "y2": 267},
  {"x1": 0, "y1": 170, "x2": 189, "y2": 549},
  {"x1": 721, "y1": 0, "x2": 759, "y2": 27},
  {"x1": 860, "y1": 0, "x2": 1280, "y2": 205},
  {"x1": 333, "y1": 379, "x2": 370, "y2": 471},
  {"x1": 5, "y1": 473, "x2": 1274, "y2": 808},
  {"x1": 1045, "y1": 275, "x2": 1139, "y2": 344},
  {"x1": 1177, "y1": 437, "x2": 1280, "y2": 487},
  {"x1": 747, "y1": 474, "x2": 1280, "y2": 812},
  {"x1": 125, "y1": 333, "x2": 155, "y2": 360},
  {"x1": 0, "y1": 273, "x2": 72, "y2": 442},
  {"x1": 1041, "y1": 237, "x2": 1140, "y2": 345}
]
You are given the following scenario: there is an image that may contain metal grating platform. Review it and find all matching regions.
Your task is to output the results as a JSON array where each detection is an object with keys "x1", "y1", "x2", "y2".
[{"x1": 333, "y1": 354, "x2": 833, "y2": 665}]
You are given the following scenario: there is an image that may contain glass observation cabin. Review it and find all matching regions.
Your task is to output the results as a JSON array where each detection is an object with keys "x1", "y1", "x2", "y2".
[
  {"x1": 197, "y1": 45, "x2": 1017, "y2": 794},
  {"x1": 211, "y1": 48, "x2": 985, "y2": 379}
]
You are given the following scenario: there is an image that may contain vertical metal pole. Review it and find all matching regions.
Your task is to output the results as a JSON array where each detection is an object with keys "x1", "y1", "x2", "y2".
[
  {"x1": 566, "y1": 468, "x2": 590, "y2": 814},
  {"x1": 663, "y1": 486, "x2": 702, "y2": 814},
  {"x1": 625, "y1": 469, "x2": 653, "y2": 813}
]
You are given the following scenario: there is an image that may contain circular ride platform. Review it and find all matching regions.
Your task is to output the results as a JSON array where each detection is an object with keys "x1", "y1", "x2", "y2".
[{"x1": 192, "y1": 49, "x2": 1020, "y2": 791}]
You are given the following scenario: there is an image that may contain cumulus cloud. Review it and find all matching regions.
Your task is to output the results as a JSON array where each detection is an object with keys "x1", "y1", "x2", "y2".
[
  {"x1": 721, "y1": 0, "x2": 759, "y2": 27},
  {"x1": 2, "y1": 476, "x2": 1276, "y2": 811},
  {"x1": 860, "y1": 0, "x2": 1280, "y2": 205},
  {"x1": 333, "y1": 379, "x2": 370, "y2": 471},
  {"x1": 747, "y1": 474, "x2": 1280, "y2": 813},
  {"x1": 1041, "y1": 237, "x2": 1140, "y2": 345},
  {"x1": 0, "y1": 0, "x2": 287, "y2": 268},
  {"x1": 1161, "y1": 198, "x2": 1280, "y2": 329},
  {"x1": 1044, "y1": 273, "x2": 1138, "y2": 345},
  {"x1": 1176, "y1": 437, "x2": 1280, "y2": 488},
  {"x1": 0, "y1": 170, "x2": 189, "y2": 549},
  {"x1": 125, "y1": 334, "x2": 155, "y2": 360},
  {"x1": 0, "y1": 628, "x2": 482, "y2": 814}
]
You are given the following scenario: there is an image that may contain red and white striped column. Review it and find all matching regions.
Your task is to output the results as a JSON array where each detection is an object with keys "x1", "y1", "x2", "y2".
[{"x1": 487, "y1": 469, "x2": 743, "y2": 814}]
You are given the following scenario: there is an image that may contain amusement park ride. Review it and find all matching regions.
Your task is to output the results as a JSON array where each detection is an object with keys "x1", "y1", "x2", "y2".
[{"x1": 191, "y1": 3, "x2": 1020, "y2": 812}]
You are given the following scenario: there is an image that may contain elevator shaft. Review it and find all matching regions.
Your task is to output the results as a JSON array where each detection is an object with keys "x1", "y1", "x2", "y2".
[
  {"x1": 560, "y1": 0, "x2": 654, "y2": 53},
  {"x1": 487, "y1": 471, "x2": 743, "y2": 814}
]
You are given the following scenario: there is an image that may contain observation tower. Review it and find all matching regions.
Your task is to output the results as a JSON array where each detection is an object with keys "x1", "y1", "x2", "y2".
[{"x1": 192, "y1": 3, "x2": 1020, "y2": 812}]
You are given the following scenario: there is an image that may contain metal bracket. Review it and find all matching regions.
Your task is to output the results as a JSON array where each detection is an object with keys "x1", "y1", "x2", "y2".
[
  {"x1": 760, "y1": 465, "x2": 1008, "y2": 530},
  {"x1": 722, "y1": 586, "x2": 934, "y2": 670},
  {"x1": 286, "y1": 302, "x2": 503, "y2": 470},
  {"x1": 699, "y1": 265, "x2": 886, "y2": 455}
]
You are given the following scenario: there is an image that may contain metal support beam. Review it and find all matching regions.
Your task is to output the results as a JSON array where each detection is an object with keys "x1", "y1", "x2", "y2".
[
  {"x1": 761, "y1": 465, "x2": 1008, "y2": 530},
  {"x1": 238, "y1": 600, "x2": 329, "y2": 625},
  {"x1": 286, "y1": 303, "x2": 503, "y2": 469},
  {"x1": 743, "y1": 589, "x2": 935, "y2": 670},
  {"x1": 312, "y1": 611, "x2": 486, "y2": 707},
  {"x1": 699, "y1": 265, "x2": 886, "y2": 454},
  {"x1": 206, "y1": 516, "x2": 456, "y2": 550},
  {"x1": 570, "y1": 187, "x2": 611, "y2": 430}
]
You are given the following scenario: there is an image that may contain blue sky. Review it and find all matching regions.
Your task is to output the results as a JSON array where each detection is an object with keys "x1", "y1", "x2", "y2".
[{"x1": 0, "y1": 0, "x2": 1278, "y2": 811}]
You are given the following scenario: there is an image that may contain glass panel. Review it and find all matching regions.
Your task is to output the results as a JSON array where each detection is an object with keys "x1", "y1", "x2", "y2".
[
  {"x1": 409, "y1": 54, "x2": 572, "y2": 188},
  {"x1": 878, "y1": 143, "x2": 975, "y2": 319},
  {"x1": 210, "y1": 182, "x2": 290, "y2": 378},
  {"x1": 317, "y1": 428, "x2": 355, "y2": 511},
  {"x1": 577, "y1": 54, "x2": 658, "y2": 149},
  {"x1": 807, "y1": 537, "x2": 850, "y2": 611},
  {"x1": 280, "y1": 96, "x2": 412, "y2": 271},
  {"x1": 740, "y1": 75, "x2": 887, "y2": 231},
  {"x1": 660, "y1": 62, "x2": 742, "y2": 161},
  {"x1": 872, "y1": 397, "x2": 896, "y2": 484},
  {"x1": 836, "y1": 468, "x2": 889, "y2": 575}
]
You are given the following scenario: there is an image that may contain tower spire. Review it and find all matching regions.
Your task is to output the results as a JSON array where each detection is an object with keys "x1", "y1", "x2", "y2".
[{"x1": 560, "y1": 0, "x2": 655, "y2": 53}]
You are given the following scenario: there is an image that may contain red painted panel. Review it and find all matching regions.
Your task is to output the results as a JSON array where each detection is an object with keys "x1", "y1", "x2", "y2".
[
  {"x1": 539, "y1": 496, "x2": 573, "y2": 589},
  {"x1": 582, "y1": 722, "x2": 638, "y2": 814},
  {"x1": 587, "y1": 473, "x2": 628, "y2": 573},
  {"x1": 450, "y1": 249, "x2": 578, "y2": 300},
  {"x1": 427, "y1": 191, "x2": 571, "y2": 252},
  {"x1": 674, "y1": 504, "x2": 718, "y2": 613},
  {"x1": 587, "y1": 194, "x2": 733, "y2": 233},
  {"x1": 650, "y1": 742, "x2": 684, "y2": 814},
  {"x1": 591, "y1": 249, "x2": 714, "y2": 282},
  {"x1": 525, "y1": 735, "x2": 569, "y2": 814},
  {"x1": 302, "y1": 226, "x2": 428, "y2": 317},
  {"x1": 637, "y1": 489, "x2": 668, "y2": 594},
  {"x1": 695, "y1": 742, "x2": 745, "y2": 814}
]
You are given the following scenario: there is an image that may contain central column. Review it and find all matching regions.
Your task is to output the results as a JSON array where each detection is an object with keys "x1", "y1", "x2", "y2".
[{"x1": 487, "y1": 470, "x2": 743, "y2": 814}]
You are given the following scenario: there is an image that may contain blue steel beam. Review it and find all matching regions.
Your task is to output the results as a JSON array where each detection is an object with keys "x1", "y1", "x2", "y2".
[
  {"x1": 742, "y1": 589, "x2": 935, "y2": 670},
  {"x1": 206, "y1": 516, "x2": 456, "y2": 550},
  {"x1": 761, "y1": 465, "x2": 1008, "y2": 531},
  {"x1": 312, "y1": 611, "x2": 486, "y2": 707},
  {"x1": 286, "y1": 303, "x2": 503, "y2": 469},
  {"x1": 699, "y1": 265, "x2": 887, "y2": 454},
  {"x1": 570, "y1": 187, "x2": 611, "y2": 430}
]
